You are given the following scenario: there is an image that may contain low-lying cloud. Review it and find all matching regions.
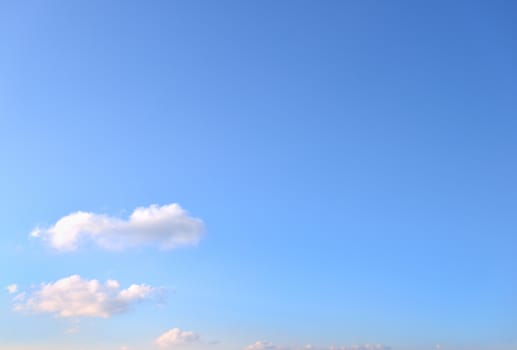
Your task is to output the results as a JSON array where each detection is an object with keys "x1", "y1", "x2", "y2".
[
  {"x1": 31, "y1": 203, "x2": 204, "y2": 251},
  {"x1": 155, "y1": 328, "x2": 200, "y2": 348},
  {"x1": 13, "y1": 275, "x2": 162, "y2": 318},
  {"x1": 246, "y1": 342, "x2": 282, "y2": 350},
  {"x1": 245, "y1": 342, "x2": 391, "y2": 350}
]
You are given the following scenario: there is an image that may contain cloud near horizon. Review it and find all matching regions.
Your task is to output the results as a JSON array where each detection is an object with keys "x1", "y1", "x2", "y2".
[
  {"x1": 155, "y1": 328, "x2": 200, "y2": 348},
  {"x1": 246, "y1": 342, "x2": 281, "y2": 350},
  {"x1": 245, "y1": 342, "x2": 391, "y2": 350},
  {"x1": 13, "y1": 275, "x2": 162, "y2": 318},
  {"x1": 31, "y1": 203, "x2": 204, "y2": 251}
]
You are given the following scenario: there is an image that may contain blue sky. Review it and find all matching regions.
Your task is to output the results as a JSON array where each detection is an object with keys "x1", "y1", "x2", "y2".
[{"x1": 0, "y1": 1, "x2": 516, "y2": 350}]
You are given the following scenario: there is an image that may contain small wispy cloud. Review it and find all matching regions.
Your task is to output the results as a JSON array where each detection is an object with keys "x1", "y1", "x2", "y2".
[
  {"x1": 246, "y1": 342, "x2": 283, "y2": 350},
  {"x1": 13, "y1": 275, "x2": 164, "y2": 318},
  {"x1": 6, "y1": 284, "x2": 18, "y2": 294},
  {"x1": 65, "y1": 326, "x2": 80, "y2": 334},
  {"x1": 31, "y1": 203, "x2": 204, "y2": 252}
]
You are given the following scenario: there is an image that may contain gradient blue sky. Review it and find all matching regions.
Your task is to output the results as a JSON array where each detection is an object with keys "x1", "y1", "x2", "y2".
[{"x1": 0, "y1": 1, "x2": 516, "y2": 350}]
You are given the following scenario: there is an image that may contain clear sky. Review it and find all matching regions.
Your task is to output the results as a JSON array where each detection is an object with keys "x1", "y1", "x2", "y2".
[{"x1": 0, "y1": 1, "x2": 516, "y2": 350}]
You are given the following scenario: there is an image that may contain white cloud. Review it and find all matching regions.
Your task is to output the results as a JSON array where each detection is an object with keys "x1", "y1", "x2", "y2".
[
  {"x1": 6, "y1": 284, "x2": 17, "y2": 294},
  {"x1": 155, "y1": 328, "x2": 200, "y2": 348},
  {"x1": 14, "y1": 275, "x2": 161, "y2": 318},
  {"x1": 31, "y1": 203, "x2": 204, "y2": 251}
]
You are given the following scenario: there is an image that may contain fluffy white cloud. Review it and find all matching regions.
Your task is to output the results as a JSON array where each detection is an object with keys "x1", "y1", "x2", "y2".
[
  {"x1": 31, "y1": 203, "x2": 204, "y2": 251},
  {"x1": 13, "y1": 275, "x2": 161, "y2": 318},
  {"x1": 155, "y1": 328, "x2": 200, "y2": 348},
  {"x1": 6, "y1": 284, "x2": 17, "y2": 294}
]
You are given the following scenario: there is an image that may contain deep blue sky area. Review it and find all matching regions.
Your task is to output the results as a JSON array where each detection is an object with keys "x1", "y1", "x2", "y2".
[{"x1": 0, "y1": 1, "x2": 516, "y2": 350}]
